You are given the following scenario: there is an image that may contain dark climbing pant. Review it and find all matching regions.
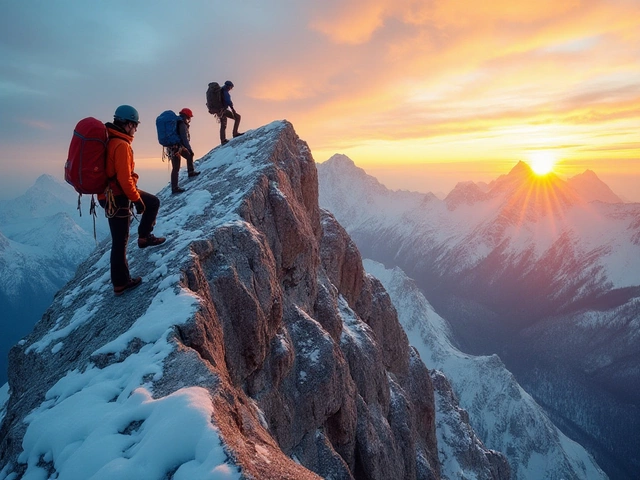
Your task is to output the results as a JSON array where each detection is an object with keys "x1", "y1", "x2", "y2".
[
  {"x1": 168, "y1": 146, "x2": 195, "y2": 190},
  {"x1": 106, "y1": 191, "x2": 160, "y2": 287},
  {"x1": 219, "y1": 109, "x2": 241, "y2": 142}
]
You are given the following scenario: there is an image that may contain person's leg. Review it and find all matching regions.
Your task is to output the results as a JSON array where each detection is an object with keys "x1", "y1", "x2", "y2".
[
  {"x1": 108, "y1": 196, "x2": 132, "y2": 287},
  {"x1": 137, "y1": 190, "x2": 160, "y2": 239},
  {"x1": 182, "y1": 148, "x2": 196, "y2": 174},
  {"x1": 169, "y1": 148, "x2": 181, "y2": 191},
  {"x1": 219, "y1": 112, "x2": 228, "y2": 143},
  {"x1": 232, "y1": 111, "x2": 242, "y2": 137}
]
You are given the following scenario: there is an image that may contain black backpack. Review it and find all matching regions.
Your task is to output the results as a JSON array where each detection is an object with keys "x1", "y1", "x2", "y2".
[{"x1": 206, "y1": 82, "x2": 223, "y2": 114}]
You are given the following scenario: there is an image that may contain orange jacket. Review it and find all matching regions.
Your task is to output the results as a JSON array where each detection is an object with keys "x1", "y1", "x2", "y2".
[{"x1": 103, "y1": 125, "x2": 141, "y2": 202}]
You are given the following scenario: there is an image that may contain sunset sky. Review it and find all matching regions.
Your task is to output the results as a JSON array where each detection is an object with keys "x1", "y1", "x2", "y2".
[{"x1": 1, "y1": 0, "x2": 638, "y2": 200}]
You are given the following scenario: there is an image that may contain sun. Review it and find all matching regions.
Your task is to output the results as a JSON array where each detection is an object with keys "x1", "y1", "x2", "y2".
[{"x1": 527, "y1": 151, "x2": 557, "y2": 176}]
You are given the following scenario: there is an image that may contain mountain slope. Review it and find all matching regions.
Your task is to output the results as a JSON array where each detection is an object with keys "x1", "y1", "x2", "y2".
[
  {"x1": 567, "y1": 170, "x2": 623, "y2": 204},
  {"x1": 0, "y1": 216, "x2": 96, "y2": 385},
  {"x1": 0, "y1": 122, "x2": 508, "y2": 479},
  {"x1": 364, "y1": 260, "x2": 606, "y2": 480},
  {"x1": 318, "y1": 155, "x2": 640, "y2": 479},
  {"x1": 0, "y1": 174, "x2": 108, "y2": 384}
]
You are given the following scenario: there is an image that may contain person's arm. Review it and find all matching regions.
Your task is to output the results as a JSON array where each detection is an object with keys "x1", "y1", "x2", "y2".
[
  {"x1": 113, "y1": 142, "x2": 141, "y2": 202},
  {"x1": 223, "y1": 89, "x2": 233, "y2": 109},
  {"x1": 178, "y1": 122, "x2": 193, "y2": 154}
]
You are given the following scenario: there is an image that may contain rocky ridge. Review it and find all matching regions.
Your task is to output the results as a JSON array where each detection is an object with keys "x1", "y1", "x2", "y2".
[{"x1": 0, "y1": 122, "x2": 508, "y2": 479}]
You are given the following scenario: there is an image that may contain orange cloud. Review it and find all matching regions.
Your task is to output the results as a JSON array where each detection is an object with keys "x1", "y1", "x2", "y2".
[
  {"x1": 308, "y1": 0, "x2": 390, "y2": 44},
  {"x1": 210, "y1": 1, "x2": 640, "y2": 180}
]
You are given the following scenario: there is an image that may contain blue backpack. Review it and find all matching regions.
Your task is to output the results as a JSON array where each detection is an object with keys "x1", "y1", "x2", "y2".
[{"x1": 156, "y1": 110, "x2": 182, "y2": 146}]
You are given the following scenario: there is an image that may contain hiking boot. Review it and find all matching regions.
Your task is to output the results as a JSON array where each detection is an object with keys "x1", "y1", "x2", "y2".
[
  {"x1": 138, "y1": 234, "x2": 166, "y2": 249},
  {"x1": 233, "y1": 132, "x2": 244, "y2": 138},
  {"x1": 172, "y1": 187, "x2": 186, "y2": 194},
  {"x1": 114, "y1": 276, "x2": 142, "y2": 296},
  {"x1": 188, "y1": 171, "x2": 201, "y2": 178}
]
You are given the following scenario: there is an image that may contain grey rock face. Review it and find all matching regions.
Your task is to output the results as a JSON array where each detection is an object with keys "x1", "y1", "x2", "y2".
[{"x1": 1, "y1": 121, "x2": 490, "y2": 479}]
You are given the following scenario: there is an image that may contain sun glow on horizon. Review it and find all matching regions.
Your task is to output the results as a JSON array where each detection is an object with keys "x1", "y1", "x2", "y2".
[{"x1": 527, "y1": 151, "x2": 558, "y2": 176}]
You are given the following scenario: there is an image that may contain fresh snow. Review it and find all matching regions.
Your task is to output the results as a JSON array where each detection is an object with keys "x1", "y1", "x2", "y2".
[
  {"x1": 10, "y1": 252, "x2": 230, "y2": 479},
  {"x1": 20, "y1": 382, "x2": 238, "y2": 480},
  {"x1": 338, "y1": 295, "x2": 371, "y2": 349}
]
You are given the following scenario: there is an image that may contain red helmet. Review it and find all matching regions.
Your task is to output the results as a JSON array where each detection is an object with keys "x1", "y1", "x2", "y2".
[{"x1": 179, "y1": 108, "x2": 194, "y2": 118}]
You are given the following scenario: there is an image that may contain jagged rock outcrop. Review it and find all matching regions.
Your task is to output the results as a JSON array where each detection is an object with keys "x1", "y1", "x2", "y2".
[
  {"x1": 0, "y1": 121, "x2": 508, "y2": 479},
  {"x1": 431, "y1": 371, "x2": 511, "y2": 480}
]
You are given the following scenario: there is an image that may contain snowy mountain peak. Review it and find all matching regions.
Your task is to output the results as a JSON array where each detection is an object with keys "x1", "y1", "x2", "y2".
[
  {"x1": 509, "y1": 160, "x2": 534, "y2": 176},
  {"x1": 498, "y1": 160, "x2": 535, "y2": 181},
  {"x1": 480, "y1": 163, "x2": 585, "y2": 224},
  {"x1": 32, "y1": 173, "x2": 66, "y2": 191},
  {"x1": 491, "y1": 160, "x2": 554, "y2": 192},
  {"x1": 321, "y1": 153, "x2": 379, "y2": 188},
  {"x1": 325, "y1": 153, "x2": 356, "y2": 168},
  {"x1": 0, "y1": 173, "x2": 83, "y2": 222},
  {"x1": 568, "y1": 169, "x2": 623, "y2": 204},
  {"x1": 444, "y1": 181, "x2": 488, "y2": 210},
  {"x1": 25, "y1": 174, "x2": 75, "y2": 208}
]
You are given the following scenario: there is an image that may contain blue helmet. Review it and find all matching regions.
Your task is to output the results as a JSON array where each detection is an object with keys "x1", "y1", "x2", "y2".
[
  {"x1": 114, "y1": 105, "x2": 140, "y2": 124},
  {"x1": 224, "y1": 80, "x2": 234, "y2": 88}
]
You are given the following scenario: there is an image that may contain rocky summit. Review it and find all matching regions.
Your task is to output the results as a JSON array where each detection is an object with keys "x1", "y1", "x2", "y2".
[{"x1": 0, "y1": 121, "x2": 507, "y2": 479}]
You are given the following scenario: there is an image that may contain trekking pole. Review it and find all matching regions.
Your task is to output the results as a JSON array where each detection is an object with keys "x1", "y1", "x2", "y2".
[{"x1": 89, "y1": 195, "x2": 99, "y2": 245}]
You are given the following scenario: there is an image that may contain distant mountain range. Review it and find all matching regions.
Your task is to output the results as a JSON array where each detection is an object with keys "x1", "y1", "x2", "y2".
[
  {"x1": 318, "y1": 154, "x2": 640, "y2": 479},
  {"x1": 0, "y1": 175, "x2": 107, "y2": 384}
]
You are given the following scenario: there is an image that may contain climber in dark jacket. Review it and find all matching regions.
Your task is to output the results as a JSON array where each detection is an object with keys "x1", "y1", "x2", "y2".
[
  {"x1": 218, "y1": 81, "x2": 243, "y2": 145},
  {"x1": 167, "y1": 108, "x2": 200, "y2": 194}
]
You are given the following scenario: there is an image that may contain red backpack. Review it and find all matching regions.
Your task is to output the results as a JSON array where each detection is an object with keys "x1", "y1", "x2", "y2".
[
  {"x1": 64, "y1": 117, "x2": 110, "y2": 195},
  {"x1": 64, "y1": 117, "x2": 113, "y2": 239}
]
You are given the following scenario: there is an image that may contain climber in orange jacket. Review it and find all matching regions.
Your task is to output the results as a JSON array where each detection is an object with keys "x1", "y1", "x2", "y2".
[{"x1": 99, "y1": 105, "x2": 166, "y2": 296}]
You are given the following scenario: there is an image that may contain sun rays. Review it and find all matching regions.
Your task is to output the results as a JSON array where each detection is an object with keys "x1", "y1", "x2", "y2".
[
  {"x1": 527, "y1": 151, "x2": 558, "y2": 176},
  {"x1": 500, "y1": 163, "x2": 584, "y2": 246}
]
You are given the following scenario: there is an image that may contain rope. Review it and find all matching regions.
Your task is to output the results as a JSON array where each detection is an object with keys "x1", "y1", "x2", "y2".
[
  {"x1": 105, "y1": 186, "x2": 136, "y2": 224},
  {"x1": 104, "y1": 187, "x2": 118, "y2": 219}
]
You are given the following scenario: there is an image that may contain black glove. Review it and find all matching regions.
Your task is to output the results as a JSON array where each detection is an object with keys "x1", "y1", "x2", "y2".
[{"x1": 134, "y1": 199, "x2": 145, "y2": 215}]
